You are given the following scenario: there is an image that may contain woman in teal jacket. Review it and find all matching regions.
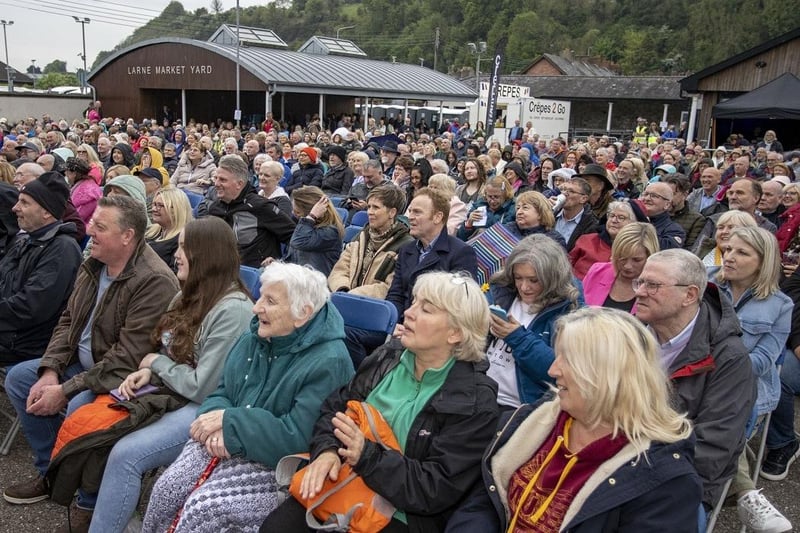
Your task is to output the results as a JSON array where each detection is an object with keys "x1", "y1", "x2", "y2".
[{"x1": 142, "y1": 262, "x2": 354, "y2": 533}]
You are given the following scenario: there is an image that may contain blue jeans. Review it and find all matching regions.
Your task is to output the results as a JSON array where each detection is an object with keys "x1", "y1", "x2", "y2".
[
  {"x1": 766, "y1": 350, "x2": 800, "y2": 449},
  {"x1": 5, "y1": 358, "x2": 97, "y2": 507},
  {"x1": 88, "y1": 402, "x2": 198, "y2": 533}
]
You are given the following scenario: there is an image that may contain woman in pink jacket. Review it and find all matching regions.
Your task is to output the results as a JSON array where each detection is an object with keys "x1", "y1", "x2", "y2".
[
  {"x1": 583, "y1": 223, "x2": 659, "y2": 313},
  {"x1": 65, "y1": 157, "x2": 102, "y2": 225}
]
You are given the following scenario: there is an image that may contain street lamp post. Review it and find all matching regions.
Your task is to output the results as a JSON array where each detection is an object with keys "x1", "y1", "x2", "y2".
[
  {"x1": 1, "y1": 20, "x2": 13, "y2": 93},
  {"x1": 73, "y1": 17, "x2": 90, "y2": 94},
  {"x1": 467, "y1": 41, "x2": 487, "y2": 93},
  {"x1": 336, "y1": 25, "x2": 355, "y2": 39}
]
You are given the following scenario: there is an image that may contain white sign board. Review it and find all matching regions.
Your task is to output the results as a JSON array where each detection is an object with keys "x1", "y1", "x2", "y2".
[
  {"x1": 519, "y1": 97, "x2": 571, "y2": 141},
  {"x1": 478, "y1": 82, "x2": 530, "y2": 103}
]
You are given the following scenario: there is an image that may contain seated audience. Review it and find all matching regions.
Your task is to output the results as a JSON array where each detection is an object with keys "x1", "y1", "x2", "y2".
[
  {"x1": 328, "y1": 184, "x2": 412, "y2": 297},
  {"x1": 554, "y1": 177, "x2": 598, "y2": 251},
  {"x1": 583, "y1": 222, "x2": 659, "y2": 313},
  {"x1": 456, "y1": 175, "x2": 516, "y2": 241},
  {"x1": 65, "y1": 157, "x2": 102, "y2": 226},
  {"x1": 145, "y1": 188, "x2": 193, "y2": 271},
  {"x1": 486, "y1": 234, "x2": 582, "y2": 409},
  {"x1": 170, "y1": 142, "x2": 217, "y2": 194},
  {"x1": 694, "y1": 210, "x2": 757, "y2": 266},
  {"x1": 281, "y1": 186, "x2": 343, "y2": 276},
  {"x1": 0, "y1": 173, "x2": 82, "y2": 365},
  {"x1": 426, "y1": 173, "x2": 467, "y2": 236},
  {"x1": 446, "y1": 307, "x2": 701, "y2": 532},
  {"x1": 664, "y1": 174, "x2": 706, "y2": 250},
  {"x1": 141, "y1": 262, "x2": 354, "y2": 532},
  {"x1": 505, "y1": 190, "x2": 566, "y2": 248},
  {"x1": 709, "y1": 227, "x2": 793, "y2": 532},
  {"x1": 262, "y1": 272, "x2": 499, "y2": 532}
]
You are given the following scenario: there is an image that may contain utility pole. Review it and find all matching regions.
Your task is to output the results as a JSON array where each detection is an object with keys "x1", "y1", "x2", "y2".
[
  {"x1": 235, "y1": 0, "x2": 241, "y2": 128},
  {"x1": 467, "y1": 41, "x2": 487, "y2": 93},
  {"x1": 434, "y1": 27, "x2": 439, "y2": 71},
  {"x1": 73, "y1": 17, "x2": 90, "y2": 94},
  {"x1": 1, "y1": 20, "x2": 13, "y2": 93}
]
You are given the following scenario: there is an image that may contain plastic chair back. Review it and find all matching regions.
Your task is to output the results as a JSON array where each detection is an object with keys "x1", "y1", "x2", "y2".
[
  {"x1": 183, "y1": 190, "x2": 204, "y2": 209},
  {"x1": 334, "y1": 207, "x2": 349, "y2": 225},
  {"x1": 343, "y1": 225, "x2": 362, "y2": 244},
  {"x1": 330, "y1": 293, "x2": 398, "y2": 337},
  {"x1": 350, "y1": 210, "x2": 368, "y2": 227},
  {"x1": 239, "y1": 265, "x2": 262, "y2": 300}
]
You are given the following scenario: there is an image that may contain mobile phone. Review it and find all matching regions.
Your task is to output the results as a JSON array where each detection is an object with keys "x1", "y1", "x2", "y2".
[
  {"x1": 489, "y1": 305, "x2": 508, "y2": 321},
  {"x1": 109, "y1": 383, "x2": 159, "y2": 402}
]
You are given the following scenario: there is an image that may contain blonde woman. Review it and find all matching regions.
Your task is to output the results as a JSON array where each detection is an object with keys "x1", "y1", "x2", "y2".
[
  {"x1": 694, "y1": 210, "x2": 757, "y2": 266},
  {"x1": 427, "y1": 173, "x2": 467, "y2": 236},
  {"x1": 145, "y1": 188, "x2": 193, "y2": 270},
  {"x1": 447, "y1": 306, "x2": 700, "y2": 532},
  {"x1": 76, "y1": 143, "x2": 104, "y2": 185}
]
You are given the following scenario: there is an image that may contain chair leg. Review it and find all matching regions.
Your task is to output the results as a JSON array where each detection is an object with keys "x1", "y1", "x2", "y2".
[
  {"x1": 706, "y1": 477, "x2": 732, "y2": 533},
  {"x1": 0, "y1": 414, "x2": 21, "y2": 455}
]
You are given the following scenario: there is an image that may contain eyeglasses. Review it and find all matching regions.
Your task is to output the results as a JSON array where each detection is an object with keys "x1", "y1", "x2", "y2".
[
  {"x1": 562, "y1": 189, "x2": 586, "y2": 196},
  {"x1": 641, "y1": 191, "x2": 670, "y2": 201},
  {"x1": 607, "y1": 213, "x2": 630, "y2": 222},
  {"x1": 631, "y1": 278, "x2": 691, "y2": 295}
]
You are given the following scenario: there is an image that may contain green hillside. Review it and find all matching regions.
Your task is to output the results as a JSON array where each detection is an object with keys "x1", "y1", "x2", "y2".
[{"x1": 92, "y1": 0, "x2": 799, "y2": 77}]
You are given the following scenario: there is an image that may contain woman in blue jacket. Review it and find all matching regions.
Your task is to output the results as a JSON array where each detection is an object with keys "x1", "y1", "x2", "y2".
[
  {"x1": 486, "y1": 234, "x2": 582, "y2": 409},
  {"x1": 282, "y1": 185, "x2": 343, "y2": 276},
  {"x1": 456, "y1": 175, "x2": 516, "y2": 241}
]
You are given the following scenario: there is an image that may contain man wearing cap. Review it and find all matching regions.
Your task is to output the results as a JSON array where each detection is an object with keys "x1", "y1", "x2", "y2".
[
  {"x1": 14, "y1": 142, "x2": 41, "y2": 168},
  {"x1": 206, "y1": 154, "x2": 295, "y2": 267},
  {"x1": 380, "y1": 140, "x2": 400, "y2": 179},
  {"x1": 2, "y1": 195, "x2": 179, "y2": 522},
  {"x1": 0, "y1": 173, "x2": 82, "y2": 366},
  {"x1": 576, "y1": 163, "x2": 616, "y2": 223},
  {"x1": 321, "y1": 145, "x2": 354, "y2": 197}
]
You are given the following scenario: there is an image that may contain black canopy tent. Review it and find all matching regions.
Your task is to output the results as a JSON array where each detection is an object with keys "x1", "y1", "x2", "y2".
[
  {"x1": 713, "y1": 73, "x2": 800, "y2": 119},
  {"x1": 712, "y1": 73, "x2": 800, "y2": 150}
]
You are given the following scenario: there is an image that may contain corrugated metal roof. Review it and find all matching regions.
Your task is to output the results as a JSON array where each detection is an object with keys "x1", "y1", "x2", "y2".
[
  {"x1": 493, "y1": 75, "x2": 685, "y2": 101},
  {"x1": 89, "y1": 38, "x2": 476, "y2": 101}
]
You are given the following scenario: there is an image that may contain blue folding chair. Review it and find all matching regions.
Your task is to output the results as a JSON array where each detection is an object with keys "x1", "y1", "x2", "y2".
[
  {"x1": 334, "y1": 207, "x2": 349, "y2": 225},
  {"x1": 343, "y1": 225, "x2": 362, "y2": 244},
  {"x1": 182, "y1": 190, "x2": 204, "y2": 210},
  {"x1": 239, "y1": 265, "x2": 262, "y2": 300},
  {"x1": 350, "y1": 210, "x2": 368, "y2": 227},
  {"x1": 330, "y1": 293, "x2": 398, "y2": 341}
]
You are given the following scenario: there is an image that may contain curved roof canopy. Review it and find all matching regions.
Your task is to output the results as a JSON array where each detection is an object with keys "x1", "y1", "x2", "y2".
[{"x1": 90, "y1": 38, "x2": 476, "y2": 101}]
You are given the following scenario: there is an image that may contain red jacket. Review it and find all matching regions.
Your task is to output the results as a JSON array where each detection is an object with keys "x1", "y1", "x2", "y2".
[
  {"x1": 777, "y1": 203, "x2": 800, "y2": 252},
  {"x1": 568, "y1": 233, "x2": 611, "y2": 280}
]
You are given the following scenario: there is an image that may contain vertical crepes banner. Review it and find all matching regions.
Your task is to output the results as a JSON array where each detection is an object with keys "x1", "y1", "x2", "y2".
[{"x1": 484, "y1": 37, "x2": 508, "y2": 139}]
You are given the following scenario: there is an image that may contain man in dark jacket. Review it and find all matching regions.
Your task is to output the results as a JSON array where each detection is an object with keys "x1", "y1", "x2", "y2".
[
  {"x1": 0, "y1": 173, "x2": 82, "y2": 365},
  {"x1": 633, "y1": 249, "x2": 755, "y2": 520},
  {"x1": 0, "y1": 180, "x2": 18, "y2": 257},
  {"x1": 640, "y1": 182, "x2": 686, "y2": 249},
  {"x1": 554, "y1": 177, "x2": 598, "y2": 251},
  {"x1": 284, "y1": 147, "x2": 324, "y2": 194},
  {"x1": 2, "y1": 195, "x2": 179, "y2": 530},
  {"x1": 207, "y1": 154, "x2": 295, "y2": 267},
  {"x1": 321, "y1": 145, "x2": 354, "y2": 197}
]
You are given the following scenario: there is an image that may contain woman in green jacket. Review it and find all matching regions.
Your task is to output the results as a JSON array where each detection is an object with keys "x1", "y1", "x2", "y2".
[{"x1": 142, "y1": 261, "x2": 354, "y2": 533}]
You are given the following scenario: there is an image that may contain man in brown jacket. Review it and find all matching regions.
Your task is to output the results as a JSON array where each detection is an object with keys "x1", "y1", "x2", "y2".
[{"x1": 2, "y1": 195, "x2": 179, "y2": 523}]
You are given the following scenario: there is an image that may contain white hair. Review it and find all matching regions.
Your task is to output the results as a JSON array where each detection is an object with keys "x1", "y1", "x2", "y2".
[{"x1": 260, "y1": 262, "x2": 329, "y2": 319}]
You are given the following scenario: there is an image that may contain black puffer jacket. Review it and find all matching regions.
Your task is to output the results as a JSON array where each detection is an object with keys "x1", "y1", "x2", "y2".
[
  {"x1": 321, "y1": 164, "x2": 355, "y2": 196},
  {"x1": 285, "y1": 162, "x2": 324, "y2": 194},
  {"x1": 310, "y1": 342, "x2": 499, "y2": 533},
  {"x1": 0, "y1": 181, "x2": 18, "y2": 257},
  {"x1": 0, "y1": 221, "x2": 82, "y2": 363}
]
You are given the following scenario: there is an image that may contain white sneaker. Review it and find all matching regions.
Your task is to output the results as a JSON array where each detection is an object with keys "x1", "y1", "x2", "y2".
[{"x1": 737, "y1": 489, "x2": 792, "y2": 533}]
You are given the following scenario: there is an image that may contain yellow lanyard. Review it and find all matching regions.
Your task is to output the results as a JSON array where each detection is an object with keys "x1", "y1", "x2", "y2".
[{"x1": 506, "y1": 417, "x2": 578, "y2": 532}]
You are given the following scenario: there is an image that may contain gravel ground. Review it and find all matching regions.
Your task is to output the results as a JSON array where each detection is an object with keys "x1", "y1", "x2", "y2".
[{"x1": 0, "y1": 394, "x2": 798, "y2": 532}]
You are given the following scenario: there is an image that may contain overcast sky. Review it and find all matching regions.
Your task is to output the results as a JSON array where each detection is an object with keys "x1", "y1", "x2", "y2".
[{"x1": 0, "y1": 1, "x2": 264, "y2": 74}]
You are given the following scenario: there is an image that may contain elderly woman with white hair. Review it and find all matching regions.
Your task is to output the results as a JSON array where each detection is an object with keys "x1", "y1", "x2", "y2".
[
  {"x1": 446, "y1": 307, "x2": 701, "y2": 532},
  {"x1": 141, "y1": 262, "x2": 354, "y2": 533},
  {"x1": 261, "y1": 271, "x2": 500, "y2": 532}
]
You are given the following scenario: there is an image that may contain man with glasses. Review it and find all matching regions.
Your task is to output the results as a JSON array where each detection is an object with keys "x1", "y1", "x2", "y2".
[
  {"x1": 554, "y1": 177, "x2": 597, "y2": 251},
  {"x1": 634, "y1": 248, "x2": 755, "y2": 528},
  {"x1": 640, "y1": 182, "x2": 686, "y2": 249}
]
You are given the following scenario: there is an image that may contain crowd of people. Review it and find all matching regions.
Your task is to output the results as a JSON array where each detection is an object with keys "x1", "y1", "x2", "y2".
[{"x1": 0, "y1": 106, "x2": 799, "y2": 533}]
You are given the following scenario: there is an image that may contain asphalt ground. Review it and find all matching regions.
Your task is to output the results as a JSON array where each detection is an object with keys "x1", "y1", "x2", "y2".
[{"x1": 0, "y1": 393, "x2": 797, "y2": 532}]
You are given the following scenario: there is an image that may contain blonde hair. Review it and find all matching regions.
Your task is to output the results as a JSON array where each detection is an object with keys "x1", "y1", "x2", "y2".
[
  {"x1": 145, "y1": 187, "x2": 193, "y2": 241},
  {"x1": 485, "y1": 175, "x2": 514, "y2": 201},
  {"x1": 715, "y1": 226, "x2": 781, "y2": 299},
  {"x1": 611, "y1": 222, "x2": 659, "y2": 262},
  {"x1": 291, "y1": 185, "x2": 345, "y2": 238},
  {"x1": 79, "y1": 143, "x2": 102, "y2": 166},
  {"x1": 554, "y1": 307, "x2": 692, "y2": 455},
  {"x1": 515, "y1": 190, "x2": 555, "y2": 230},
  {"x1": 411, "y1": 271, "x2": 489, "y2": 362},
  {"x1": 428, "y1": 173, "x2": 457, "y2": 197}
]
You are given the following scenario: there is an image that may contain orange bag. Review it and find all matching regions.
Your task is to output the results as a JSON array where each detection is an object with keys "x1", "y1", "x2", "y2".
[{"x1": 276, "y1": 400, "x2": 400, "y2": 533}]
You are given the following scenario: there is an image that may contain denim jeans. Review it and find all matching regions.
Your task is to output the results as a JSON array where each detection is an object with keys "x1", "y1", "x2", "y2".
[
  {"x1": 766, "y1": 350, "x2": 800, "y2": 449},
  {"x1": 88, "y1": 402, "x2": 199, "y2": 533},
  {"x1": 5, "y1": 358, "x2": 97, "y2": 507}
]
